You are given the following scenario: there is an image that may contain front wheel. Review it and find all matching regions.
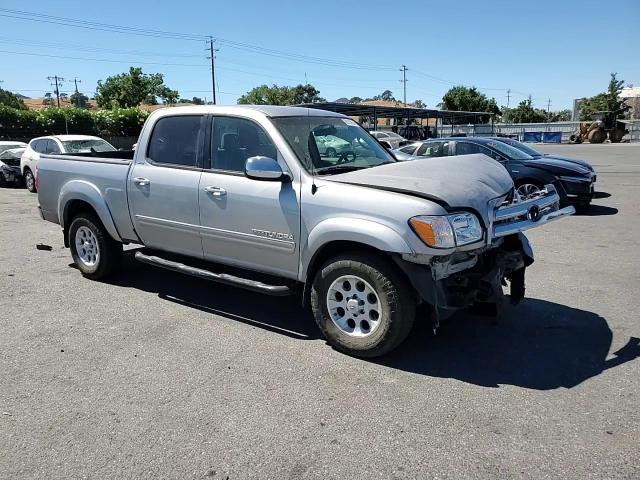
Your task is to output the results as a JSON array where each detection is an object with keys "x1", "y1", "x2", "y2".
[
  {"x1": 311, "y1": 253, "x2": 416, "y2": 358},
  {"x1": 24, "y1": 169, "x2": 36, "y2": 193},
  {"x1": 69, "y1": 213, "x2": 122, "y2": 280}
]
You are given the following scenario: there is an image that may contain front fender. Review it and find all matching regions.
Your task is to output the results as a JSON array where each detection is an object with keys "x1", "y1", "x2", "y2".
[
  {"x1": 58, "y1": 180, "x2": 122, "y2": 242},
  {"x1": 300, "y1": 217, "x2": 413, "y2": 280}
]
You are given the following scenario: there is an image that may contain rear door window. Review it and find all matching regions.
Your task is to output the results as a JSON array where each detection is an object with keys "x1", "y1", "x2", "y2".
[
  {"x1": 147, "y1": 115, "x2": 204, "y2": 168},
  {"x1": 45, "y1": 140, "x2": 61, "y2": 154},
  {"x1": 31, "y1": 140, "x2": 45, "y2": 153}
]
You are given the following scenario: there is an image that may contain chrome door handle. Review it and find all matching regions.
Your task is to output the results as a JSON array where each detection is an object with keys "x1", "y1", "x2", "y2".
[
  {"x1": 134, "y1": 177, "x2": 150, "y2": 186},
  {"x1": 204, "y1": 186, "x2": 227, "y2": 197}
]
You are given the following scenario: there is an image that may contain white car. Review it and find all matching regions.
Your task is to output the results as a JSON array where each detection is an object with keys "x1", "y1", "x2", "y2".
[
  {"x1": 369, "y1": 130, "x2": 408, "y2": 149},
  {"x1": 21, "y1": 135, "x2": 116, "y2": 192}
]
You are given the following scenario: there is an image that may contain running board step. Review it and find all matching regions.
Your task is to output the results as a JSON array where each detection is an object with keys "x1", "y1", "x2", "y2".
[{"x1": 134, "y1": 251, "x2": 292, "y2": 296}]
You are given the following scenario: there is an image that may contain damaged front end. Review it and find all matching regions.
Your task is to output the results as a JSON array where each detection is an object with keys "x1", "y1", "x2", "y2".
[{"x1": 396, "y1": 185, "x2": 574, "y2": 321}]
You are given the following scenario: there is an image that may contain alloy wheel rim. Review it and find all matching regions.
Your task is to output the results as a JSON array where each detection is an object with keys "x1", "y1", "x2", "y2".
[
  {"x1": 326, "y1": 275, "x2": 383, "y2": 337},
  {"x1": 26, "y1": 172, "x2": 34, "y2": 189},
  {"x1": 516, "y1": 183, "x2": 541, "y2": 200},
  {"x1": 75, "y1": 226, "x2": 100, "y2": 267}
]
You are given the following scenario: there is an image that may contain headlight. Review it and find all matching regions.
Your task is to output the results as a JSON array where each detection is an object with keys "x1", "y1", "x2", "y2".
[
  {"x1": 559, "y1": 175, "x2": 591, "y2": 183},
  {"x1": 409, "y1": 213, "x2": 483, "y2": 248}
]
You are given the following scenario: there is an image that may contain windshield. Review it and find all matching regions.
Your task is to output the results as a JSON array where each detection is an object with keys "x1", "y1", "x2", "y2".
[
  {"x1": 486, "y1": 140, "x2": 534, "y2": 160},
  {"x1": 497, "y1": 138, "x2": 541, "y2": 157},
  {"x1": 62, "y1": 139, "x2": 116, "y2": 153},
  {"x1": 0, "y1": 144, "x2": 25, "y2": 154},
  {"x1": 272, "y1": 116, "x2": 395, "y2": 174}
]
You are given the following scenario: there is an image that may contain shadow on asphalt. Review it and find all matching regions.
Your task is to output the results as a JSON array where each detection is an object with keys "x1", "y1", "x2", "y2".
[
  {"x1": 378, "y1": 300, "x2": 639, "y2": 390},
  {"x1": 107, "y1": 253, "x2": 319, "y2": 340},
  {"x1": 575, "y1": 204, "x2": 618, "y2": 216},
  {"x1": 102, "y1": 252, "x2": 640, "y2": 390}
]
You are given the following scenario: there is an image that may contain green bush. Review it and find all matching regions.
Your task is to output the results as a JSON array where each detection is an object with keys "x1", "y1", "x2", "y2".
[{"x1": 0, "y1": 106, "x2": 149, "y2": 139}]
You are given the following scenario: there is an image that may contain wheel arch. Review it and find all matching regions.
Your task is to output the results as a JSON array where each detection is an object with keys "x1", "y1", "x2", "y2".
[
  {"x1": 59, "y1": 181, "x2": 122, "y2": 246},
  {"x1": 300, "y1": 218, "x2": 414, "y2": 307}
]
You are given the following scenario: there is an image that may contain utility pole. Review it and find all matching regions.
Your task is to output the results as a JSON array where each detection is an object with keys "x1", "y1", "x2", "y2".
[
  {"x1": 546, "y1": 98, "x2": 552, "y2": 117},
  {"x1": 73, "y1": 77, "x2": 81, "y2": 94},
  {"x1": 506, "y1": 89, "x2": 511, "y2": 109},
  {"x1": 47, "y1": 75, "x2": 64, "y2": 107},
  {"x1": 207, "y1": 37, "x2": 219, "y2": 105},
  {"x1": 399, "y1": 65, "x2": 408, "y2": 106}
]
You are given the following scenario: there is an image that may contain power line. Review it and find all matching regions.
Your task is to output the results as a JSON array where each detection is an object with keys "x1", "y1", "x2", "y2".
[
  {"x1": 0, "y1": 49, "x2": 208, "y2": 67},
  {"x1": 0, "y1": 8, "x2": 397, "y2": 71}
]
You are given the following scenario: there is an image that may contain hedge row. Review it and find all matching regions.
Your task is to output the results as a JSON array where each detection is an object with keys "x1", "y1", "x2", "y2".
[{"x1": 0, "y1": 106, "x2": 149, "y2": 139}]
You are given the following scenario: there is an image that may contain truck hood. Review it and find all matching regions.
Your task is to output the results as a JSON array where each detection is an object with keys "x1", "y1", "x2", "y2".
[{"x1": 329, "y1": 153, "x2": 514, "y2": 220}]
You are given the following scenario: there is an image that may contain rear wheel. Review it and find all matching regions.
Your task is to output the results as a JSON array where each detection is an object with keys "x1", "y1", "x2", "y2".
[
  {"x1": 24, "y1": 169, "x2": 36, "y2": 193},
  {"x1": 311, "y1": 253, "x2": 416, "y2": 358},
  {"x1": 69, "y1": 213, "x2": 122, "y2": 280}
]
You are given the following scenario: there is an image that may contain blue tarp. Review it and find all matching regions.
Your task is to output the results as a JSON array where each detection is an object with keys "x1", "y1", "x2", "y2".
[
  {"x1": 522, "y1": 132, "x2": 542, "y2": 142},
  {"x1": 542, "y1": 132, "x2": 562, "y2": 143}
]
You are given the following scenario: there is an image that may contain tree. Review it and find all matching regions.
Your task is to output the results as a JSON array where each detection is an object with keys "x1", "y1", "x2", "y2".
[
  {"x1": 349, "y1": 96, "x2": 363, "y2": 104},
  {"x1": 578, "y1": 73, "x2": 630, "y2": 121},
  {"x1": 191, "y1": 96, "x2": 204, "y2": 105},
  {"x1": 502, "y1": 97, "x2": 546, "y2": 123},
  {"x1": 372, "y1": 90, "x2": 395, "y2": 102},
  {"x1": 95, "y1": 67, "x2": 179, "y2": 108},
  {"x1": 0, "y1": 88, "x2": 27, "y2": 110},
  {"x1": 70, "y1": 91, "x2": 89, "y2": 109},
  {"x1": 291, "y1": 84, "x2": 325, "y2": 104},
  {"x1": 42, "y1": 92, "x2": 54, "y2": 106},
  {"x1": 440, "y1": 86, "x2": 500, "y2": 123},
  {"x1": 546, "y1": 109, "x2": 572, "y2": 122},
  {"x1": 59, "y1": 92, "x2": 69, "y2": 101},
  {"x1": 237, "y1": 83, "x2": 324, "y2": 105},
  {"x1": 412, "y1": 99, "x2": 426, "y2": 108}
]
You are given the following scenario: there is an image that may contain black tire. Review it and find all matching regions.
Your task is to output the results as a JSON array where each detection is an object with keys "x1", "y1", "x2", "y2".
[
  {"x1": 325, "y1": 147, "x2": 337, "y2": 158},
  {"x1": 68, "y1": 213, "x2": 122, "y2": 280},
  {"x1": 24, "y1": 169, "x2": 36, "y2": 193},
  {"x1": 311, "y1": 252, "x2": 416, "y2": 358},
  {"x1": 0, "y1": 174, "x2": 7, "y2": 188}
]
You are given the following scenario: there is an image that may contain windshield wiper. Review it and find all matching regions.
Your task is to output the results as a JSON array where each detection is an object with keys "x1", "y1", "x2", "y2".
[{"x1": 315, "y1": 165, "x2": 368, "y2": 175}]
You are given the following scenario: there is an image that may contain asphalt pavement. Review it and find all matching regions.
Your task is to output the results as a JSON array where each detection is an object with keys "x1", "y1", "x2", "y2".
[{"x1": 1, "y1": 143, "x2": 639, "y2": 479}]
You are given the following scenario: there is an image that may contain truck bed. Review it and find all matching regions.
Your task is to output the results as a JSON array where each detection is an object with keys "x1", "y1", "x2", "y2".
[{"x1": 37, "y1": 153, "x2": 138, "y2": 242}]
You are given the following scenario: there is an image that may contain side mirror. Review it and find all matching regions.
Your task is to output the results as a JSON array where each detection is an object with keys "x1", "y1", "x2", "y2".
[{"x1": 245, "y1": 156, "x2": 291, "y2": 182}]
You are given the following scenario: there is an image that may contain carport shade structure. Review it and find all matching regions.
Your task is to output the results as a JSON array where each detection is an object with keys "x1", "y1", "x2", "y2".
[{"x1": 298, "y1": 102, "x2": 495, "y2": 137}]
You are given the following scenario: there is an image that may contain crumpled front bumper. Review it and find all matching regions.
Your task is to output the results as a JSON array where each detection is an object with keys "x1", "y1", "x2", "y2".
[
  {"x1": 396, "y1": 232, "x2": 532, "y2": 312},
  {"x1": 396, "y1": 185, "x2": 574, "y2": 313}
]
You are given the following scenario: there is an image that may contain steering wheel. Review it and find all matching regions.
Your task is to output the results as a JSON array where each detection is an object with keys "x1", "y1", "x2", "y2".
[{"x1": 336, "y1": 151, "x2": 356, "y2": 164}]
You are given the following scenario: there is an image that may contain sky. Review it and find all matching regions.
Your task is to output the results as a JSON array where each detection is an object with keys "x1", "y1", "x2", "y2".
[{"x1": 0, "y1": 0, "x2": 638, "y2": 111}]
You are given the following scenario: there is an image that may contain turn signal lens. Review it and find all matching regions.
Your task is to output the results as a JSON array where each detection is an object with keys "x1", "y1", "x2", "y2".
[{"x1": 409, "y1": 216, "x2": 455, "y2": 248}]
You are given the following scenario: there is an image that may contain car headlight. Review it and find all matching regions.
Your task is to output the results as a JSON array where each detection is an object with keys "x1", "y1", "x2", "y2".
[{"x1": 409, "y1": 213, "x2": 483, "y2": 248}]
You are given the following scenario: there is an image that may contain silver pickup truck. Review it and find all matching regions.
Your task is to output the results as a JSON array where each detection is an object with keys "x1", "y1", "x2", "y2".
[{"x1": 37, "y1": 106, "x2": 574, "y2": 357}]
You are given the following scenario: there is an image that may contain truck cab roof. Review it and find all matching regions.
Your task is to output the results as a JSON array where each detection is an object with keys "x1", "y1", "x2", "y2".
[{"x1": 149, "y1": 105, "x2": 347, "y2": 119}]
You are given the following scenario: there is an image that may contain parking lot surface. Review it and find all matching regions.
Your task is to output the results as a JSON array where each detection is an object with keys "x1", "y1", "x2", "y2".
[{"x1": 1, "y1": 144, "x2": 639, "y2": 479}]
